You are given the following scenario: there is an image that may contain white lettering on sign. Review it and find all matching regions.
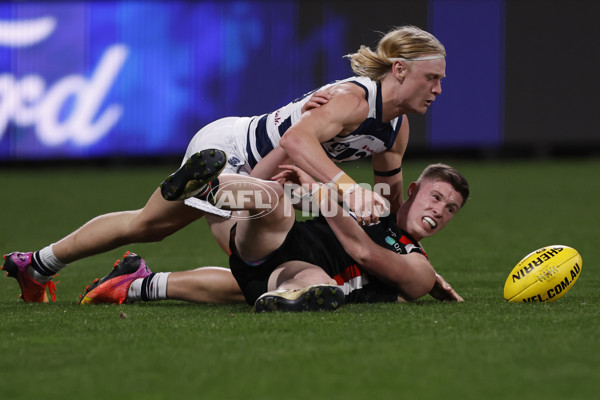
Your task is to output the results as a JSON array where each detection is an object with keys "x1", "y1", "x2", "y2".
[
  {"x1": 0, "y1": 17, "x2": 57, "y2": 47},
  {"x1": 0, "y1": 16, "x2": 128, "y2": 147}
]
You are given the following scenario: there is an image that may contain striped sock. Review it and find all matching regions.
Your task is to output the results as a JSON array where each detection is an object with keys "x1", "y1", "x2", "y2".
[
  {"x1": 194, "y1": 178, "x2": 220, "y2": 204},
  {"x1": 30, "y1": 245, "x2": 66, "y2": 282},
  {"x1": 131, "y1": 272, "x2": 170, "y2": 302}
]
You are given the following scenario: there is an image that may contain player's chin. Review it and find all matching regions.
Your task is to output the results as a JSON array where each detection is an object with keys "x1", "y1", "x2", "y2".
[
  {"x1": 417, "y1": 223, "x2": 436, "y2": 238},
  {"x1": 413, "y1": 105, "x2": 430, "y2": 115},
  {"x1": 420, "y1": 228, "x2": 436, "y2": 238}
]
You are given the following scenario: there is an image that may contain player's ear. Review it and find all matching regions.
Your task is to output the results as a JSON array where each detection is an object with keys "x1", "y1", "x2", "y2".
[
  {"x1": 393, "y1": 60, "x2": 408, "y2": 81},
  {"x1": 407, "y1": 182, "x2": 418, "y2": 197}
]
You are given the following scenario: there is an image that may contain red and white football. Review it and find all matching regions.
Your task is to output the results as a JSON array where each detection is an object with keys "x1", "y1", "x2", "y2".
[{"x1": 504, "y1": 245, "x2": 582, "y2": 303}]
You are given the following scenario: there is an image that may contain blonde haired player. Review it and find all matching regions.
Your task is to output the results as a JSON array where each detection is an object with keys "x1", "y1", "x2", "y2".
[{"x1": 3, "y1": 25, "x2": 448, "y2": 304}]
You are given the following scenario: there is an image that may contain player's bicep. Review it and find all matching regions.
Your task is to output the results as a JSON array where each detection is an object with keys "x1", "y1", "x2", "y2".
[
  {"x1": 372, "y1": 115, "x2": 409, "y2": 171},
  {"x1": 372, "y1": 115, "x2": 408, "y2": 207},
  {"x1": 291, "y1": 88, "x2": 368, "y2": 143}
]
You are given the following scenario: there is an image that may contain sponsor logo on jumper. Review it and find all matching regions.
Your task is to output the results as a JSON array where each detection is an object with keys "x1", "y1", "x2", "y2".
[
  {"x1": 361, "y1": 144, "x2": 376, "y2": 154},
  {"x1": 384, "y1": 235, "x2": 412, "y2": 254}
]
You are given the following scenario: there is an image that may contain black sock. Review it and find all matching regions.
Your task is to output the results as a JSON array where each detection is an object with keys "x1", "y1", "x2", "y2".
[{"x1": 140, "y1": 273, "x2": 156, "y2": 302}]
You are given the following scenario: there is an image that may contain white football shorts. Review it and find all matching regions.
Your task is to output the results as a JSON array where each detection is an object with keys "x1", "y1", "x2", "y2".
[{"x1": 182, "y1": 117, "x2": 252, "y2": 217}]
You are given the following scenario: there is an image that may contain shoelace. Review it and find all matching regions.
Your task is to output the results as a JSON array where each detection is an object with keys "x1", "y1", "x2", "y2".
[{"x1": 45, "y1": 279, "x2": 58, "y2": 302}]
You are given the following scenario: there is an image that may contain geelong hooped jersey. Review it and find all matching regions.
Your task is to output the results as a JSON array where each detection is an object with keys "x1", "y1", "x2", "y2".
[{"x1": 245, "y1": 76, "x2": 403, "y2": 169}]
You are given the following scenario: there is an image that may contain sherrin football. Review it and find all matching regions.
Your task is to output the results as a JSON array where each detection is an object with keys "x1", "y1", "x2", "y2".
[{"x1": 504, "y1": 245, "x2": 582, "y2": 303}]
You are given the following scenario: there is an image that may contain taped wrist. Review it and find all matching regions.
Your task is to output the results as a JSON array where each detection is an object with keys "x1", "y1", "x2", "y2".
[{"x1": 331, "y1": 171, "x2": 358, "y2": 197}]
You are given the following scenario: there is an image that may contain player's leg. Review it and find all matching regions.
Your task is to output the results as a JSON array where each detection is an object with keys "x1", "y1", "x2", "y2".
[
  {"x1": 3, "y1": 118, "x2": 236, "y2": 303},
  {"x1": 54, "y1": 188, "x2": 205, "y2": 263},
  {"x1": 200, "y1": 174, "x2": 343, "y2": 311},
  {"x1": 267, "y1": 261, "x2": 337, "y2": 290},
  {"x1": 3, "y1": 189, "x2": 205, "y2": 302},
  {"x1": 79, "y1": 252, "x2": 245, "y2": 305},
  {"x1": 164, "y1": 267, "x2": 245, "y2": 303},
  {"x1": 205, "y1": 213, "x2": 236, "y2": 254},
  {"x1": 200, "y1": 173, "x2": 295, "y2": 263},
  {"x1": 2, "y1": 188, "x2": 210, "y2": 302},
  {"x1": 254, "y1": 261, "x2": 343, "y2": 312}
]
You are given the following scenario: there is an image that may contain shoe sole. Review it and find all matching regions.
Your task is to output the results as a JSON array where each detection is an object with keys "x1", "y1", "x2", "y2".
[
  {"x1": 160, "y1": 149, "x2": 227, "y2": 201},
  {"x1": 255, "y1": 285, "x2": 345, "y2": 313},
  {"x1": 1, "y1": 253, "x2": 19, "y2": 279}
]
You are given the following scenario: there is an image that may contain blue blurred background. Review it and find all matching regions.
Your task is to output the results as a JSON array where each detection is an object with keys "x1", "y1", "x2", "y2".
[{"x1": 0, "y1": 0, "x2": 597, "y2": 162}]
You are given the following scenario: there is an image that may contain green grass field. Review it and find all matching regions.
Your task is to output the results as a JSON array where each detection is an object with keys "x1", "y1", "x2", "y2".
[{"x1": 1, "y1": 158, "x2": 599, "y2": 400}]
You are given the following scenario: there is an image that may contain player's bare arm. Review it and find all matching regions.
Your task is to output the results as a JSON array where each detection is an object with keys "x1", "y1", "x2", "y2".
[
  {"x1": 251, "y1": 89, "x2": 334, "y2": 181},
  {"x1": 274, "y1": 164, "x2": 437, "y2": 300},
  {"x1": 278, "y1": 83, "x2": 368, "y2": 182},
  {"x1": 280, "y1": 84, "x2": 390, "y2": 225},
  {"x1": 321, "y1": 193, "x2": 436, "y2": 300},
  {"x1": 250, "y1": 147, "x2": 291, "y2": 180},
  {"x1": 372, "y1": 115, "x2": 409, "y2": 211}
]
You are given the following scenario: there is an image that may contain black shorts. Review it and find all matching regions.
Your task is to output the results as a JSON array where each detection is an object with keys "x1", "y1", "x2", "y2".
[
  {"x1": 229, "y1": 215, "x2": 414, "y2": 305},
  {"x1": 229, "y1": 219, "x2": 350, "y2": 305}
]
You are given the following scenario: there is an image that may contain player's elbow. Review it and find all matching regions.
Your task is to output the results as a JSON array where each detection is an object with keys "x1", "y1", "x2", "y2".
[
  {"x1": 351, "y1": 243, "x2": 376, "y2": 267},
  {"x1": 396, "y1": 267, "x2": 437, "y2": 301},
  {"x1": 279, "y1": 131, "x2": 304, "y2": 154}
]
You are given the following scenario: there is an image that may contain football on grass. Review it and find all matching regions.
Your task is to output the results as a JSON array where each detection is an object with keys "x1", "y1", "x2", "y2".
[{"x1": 504, "y1": 245, "x2": 582, "y2": 303}]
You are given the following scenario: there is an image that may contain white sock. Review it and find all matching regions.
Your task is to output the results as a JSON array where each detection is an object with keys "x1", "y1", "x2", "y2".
[
  {"x1": 30, "y1": 244, "x2": 67, "y2": 283},
  {"x1": 127, "y1": 278, "x2": 144, "y2": 302},
  {"x1": 38, "y1": 244, "x2": 66, "y2": 272},
  {"x1": 127, "y1": 273, "x2": 170, "y2": 302}
]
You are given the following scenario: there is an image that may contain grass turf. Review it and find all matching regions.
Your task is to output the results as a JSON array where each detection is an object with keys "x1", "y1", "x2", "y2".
[{"x1": 0, "y1": 158, "x2": 599, "y2": 400}]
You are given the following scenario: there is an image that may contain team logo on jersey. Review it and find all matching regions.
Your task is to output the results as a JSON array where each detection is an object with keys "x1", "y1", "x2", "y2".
[
  {"x1": 328, "y1": 142, "x2": 350, "y2": 152},
  {"x1": 228, "y1": 156, "x2": 242, "y2": 167},
  {"x1": 386, "y1": 228, "x2": 398, "y2": 239}
]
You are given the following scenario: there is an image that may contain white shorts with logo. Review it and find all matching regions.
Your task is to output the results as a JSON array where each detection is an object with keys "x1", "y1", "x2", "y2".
[{"x1": 182, "y1": 117, "x2": 252, "y2": 217}]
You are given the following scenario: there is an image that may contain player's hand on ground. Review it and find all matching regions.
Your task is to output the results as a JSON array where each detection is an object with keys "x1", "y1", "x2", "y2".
[
  {"x1": 301, "y1": 89, "x2": 332, "y2": 113},
  {"x1": 429, "y1": 273, "x2": 464, "y2": 302},
  {"x1": 342, "y1": 185, "x2": 389, "y2": 226}
]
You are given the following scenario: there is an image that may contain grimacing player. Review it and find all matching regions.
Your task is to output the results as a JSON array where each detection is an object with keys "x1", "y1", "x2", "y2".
[{"x1": 78, "y1": 155, "x2": 468, "y2": 310}]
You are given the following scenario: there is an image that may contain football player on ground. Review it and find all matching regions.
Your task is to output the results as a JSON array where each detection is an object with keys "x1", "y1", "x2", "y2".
[
  {"x1": 78, "y1": 153, "x2": 468, "y2": 311},
  {"x1": 3, "y1": 25, "x2": 448, "y2": 304}
]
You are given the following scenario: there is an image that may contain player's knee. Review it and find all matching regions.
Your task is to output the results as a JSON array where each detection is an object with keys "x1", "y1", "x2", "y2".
[{"x1": 297, "y1": 267, "x2": 335, "y2": 286}]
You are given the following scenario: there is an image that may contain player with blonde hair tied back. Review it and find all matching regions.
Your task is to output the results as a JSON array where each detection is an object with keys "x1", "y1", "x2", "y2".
[
  {"x1": 3, "y1": 25, "x2": 451, "y2": 305},
  {"x1": 346, "y1": 25, "x2": 446, "y2": 81},
  {"x1": 313, "y1": 25, "x2": 447, "y2": 202}
]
